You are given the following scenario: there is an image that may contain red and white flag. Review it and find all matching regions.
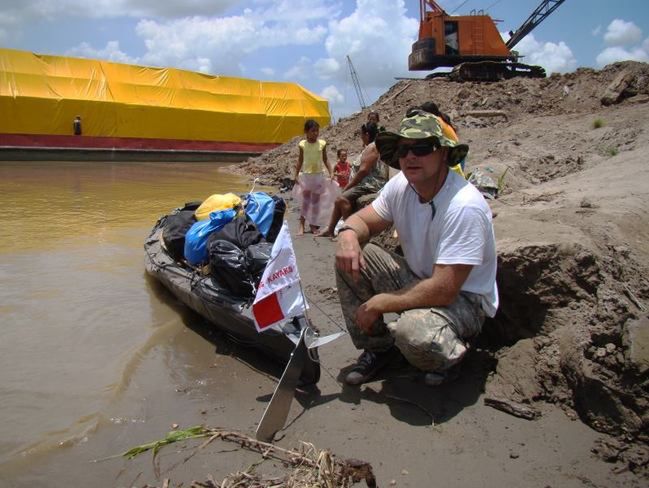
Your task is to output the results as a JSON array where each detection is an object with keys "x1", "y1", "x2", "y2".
[{"x1": 252, "y1": 221, "x2": 307, "y2": 332}]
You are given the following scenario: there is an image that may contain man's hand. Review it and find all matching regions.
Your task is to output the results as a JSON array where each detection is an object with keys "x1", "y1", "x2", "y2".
[
  {"x1": 355, "y1": 295, "x2": 386, "y2": 334},
  {"x1": 335, "y1": 230, "x2": 365, "y2": 281}
]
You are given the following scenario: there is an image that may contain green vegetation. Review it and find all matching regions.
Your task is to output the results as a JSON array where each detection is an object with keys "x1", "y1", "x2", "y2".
[
  {"x1": 592, "y1": 118, "x2": 605, "y2": 129},
  {"x1": 122, "y1": 425, "x2": 207, "y2": 459},
  {"x1": 498, "y1": 167, "x2": 509, "y2": 194},
  {"x1": 607, "y1": 147, "x2": 619, "y2": 157}
]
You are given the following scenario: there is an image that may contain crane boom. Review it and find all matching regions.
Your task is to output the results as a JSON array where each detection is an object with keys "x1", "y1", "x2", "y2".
[
  {"x1": 346, "y1": 55, "x2": 367, "y2": 110},
  {"x1": 506, "y1": 0, "x2": 566, "y2": 49}
]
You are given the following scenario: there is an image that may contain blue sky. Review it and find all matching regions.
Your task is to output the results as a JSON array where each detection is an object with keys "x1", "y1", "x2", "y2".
[{"x1": 1, "y1": 0, "x2": 648, "y2": 120}]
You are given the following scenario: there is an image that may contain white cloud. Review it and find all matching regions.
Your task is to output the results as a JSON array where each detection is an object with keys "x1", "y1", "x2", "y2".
[
  {"x1": 284, "y1": 56, "x2": 312, "y2": 80},
  {"x1": 279, "y1": 0, "x2": 420, "y2": 117},
  {"x1": 66, "y1": 40, "x2": 137, "y2": 64},
  {"x1": 321, "y1": 84, "x2": 351, "y2": 123},
  {"x1": 1, "y1": 0, "x2": 239, "y2": 21},
  {"x1": 3, "y1": 0, "x2": 355, "y2": 113},
  {"x1": 515, "y1": 34, "x2": 577, "y2": 74},
  {"x1": 125, "y1": 0, "x2": 240, "y2": 18},
  {"x1": 135, "y1": 16, "x2": 255, "y2": 75},
  {"x1": 129, "y1": 2, "x2": 331, "y2": 76},
  {"x1": 596, "y1": 46, "x2": 649, "y2": 67},
  {"x1": 193, "y1": 57, "x2": 212, "y2": 73},
  {"x1": 595, "y1": 19, "x2": 648, "y2": 67},
  {"x1": 321, "y1": 0, "x2": 418, "y2": 89},
  {"x1": 321, "y1": 84, "x2": 344, "y2": 105},
  {"x1": 293, "y1": 25, "x2": 328, "y2": 43},
  {"x1": 592, "y1": 25, "x2": 602, "y2": 37},
  {"x1": 603, "y1": 19, "x2": 642, "y2": 46},
  {"x1": 251, "y1": 0, "x2": 339, "y2": 24},
  {"x1": 314, "y1": 57, "x2": 340, "y2": 79}
]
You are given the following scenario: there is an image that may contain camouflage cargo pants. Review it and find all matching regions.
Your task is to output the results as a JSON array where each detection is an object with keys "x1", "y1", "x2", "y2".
[{"x1": 336, "y1": 243, "x2": 485, "y2": 373}]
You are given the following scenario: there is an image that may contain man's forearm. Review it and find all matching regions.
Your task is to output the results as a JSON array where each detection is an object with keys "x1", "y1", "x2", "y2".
[
  {"x1": 372, "y1": 279, "x2": 456, "y2": 314},
  {"x1": 338, "y1": 214, "x2": 371, "y2": 244},
  {"x1": 370, "y1": 264, "x2": 472, "y2": 315}
]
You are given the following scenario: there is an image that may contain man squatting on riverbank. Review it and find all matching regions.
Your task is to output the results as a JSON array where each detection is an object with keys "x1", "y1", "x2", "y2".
[{"x1": 335, "y1": 111, "x2": 499, "y2": 386}]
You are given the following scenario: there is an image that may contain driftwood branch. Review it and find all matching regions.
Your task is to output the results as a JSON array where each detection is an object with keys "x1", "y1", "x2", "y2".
[
  {"x1": 484, "y1": 396, "x2": 540, "y2": 420},
  {"x1": 211, "y1": 431, "x2": 377, "y2": 487},
  {"x1": 126, "y1": 427, "x2": 376, "y2": 488}
]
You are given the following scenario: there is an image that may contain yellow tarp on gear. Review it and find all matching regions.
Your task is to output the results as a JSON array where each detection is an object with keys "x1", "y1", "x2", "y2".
[
  {"x1": 195, "y1": 193, "x2": 242, "y2": 221},
  {"x1": 0, "y1": 48, "x2": 330, "y2": 144}
]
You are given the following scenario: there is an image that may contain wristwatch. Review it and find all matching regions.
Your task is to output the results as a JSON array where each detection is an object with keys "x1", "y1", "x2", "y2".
[{"x1": 337, "y1": 225, "x2": 358, "y2": 235}]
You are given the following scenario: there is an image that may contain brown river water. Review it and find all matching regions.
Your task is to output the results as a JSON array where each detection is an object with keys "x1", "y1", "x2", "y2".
[{"x1": 0, "y1": 161, "x2": 267, "y2": 486}]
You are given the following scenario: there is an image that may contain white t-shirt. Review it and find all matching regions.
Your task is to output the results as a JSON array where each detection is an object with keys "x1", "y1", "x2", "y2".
[{"x1": 372, "y1": 171, "x2": 499, "y2": 317}]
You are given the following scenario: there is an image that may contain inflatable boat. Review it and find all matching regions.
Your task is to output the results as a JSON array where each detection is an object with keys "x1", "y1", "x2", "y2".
[{"x1": 144, "y1": 211, "x2": 321, "y2": 386}]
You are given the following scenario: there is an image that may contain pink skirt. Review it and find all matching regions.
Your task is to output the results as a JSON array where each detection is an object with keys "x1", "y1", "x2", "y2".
[{"x1": 292, "y1": 173, "x2": 340, "y2": 227}]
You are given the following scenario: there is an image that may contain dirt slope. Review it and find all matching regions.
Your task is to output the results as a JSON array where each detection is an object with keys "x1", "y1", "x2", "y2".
[{"x1": 235, "y1": 61, "x2": 649, "y2": 476}]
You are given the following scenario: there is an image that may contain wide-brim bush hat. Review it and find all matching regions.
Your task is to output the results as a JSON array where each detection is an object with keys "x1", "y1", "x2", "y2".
[{"x1": 375, "y1": 110, "x2": 469, "y2": 169}]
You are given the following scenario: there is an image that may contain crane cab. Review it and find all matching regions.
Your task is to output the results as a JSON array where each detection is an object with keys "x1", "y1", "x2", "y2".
[{"x1": 409, "y1": 0, "x2": 514, "y2": 71}]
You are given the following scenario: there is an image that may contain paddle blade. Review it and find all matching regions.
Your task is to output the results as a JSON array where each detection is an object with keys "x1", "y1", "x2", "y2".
[{"x1": 255, "y1": 328, "x2": 308, "y2": 442}]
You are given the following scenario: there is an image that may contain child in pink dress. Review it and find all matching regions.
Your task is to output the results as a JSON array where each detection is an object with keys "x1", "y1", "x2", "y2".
[{"x1": 293, "y1": 120, "x2": 338, "y2": 235}]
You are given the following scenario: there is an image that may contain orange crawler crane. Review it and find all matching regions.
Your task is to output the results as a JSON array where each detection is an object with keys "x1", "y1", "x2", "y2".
[{"x1": 409, "y1": 0, "x2": 566, "y2": 81}]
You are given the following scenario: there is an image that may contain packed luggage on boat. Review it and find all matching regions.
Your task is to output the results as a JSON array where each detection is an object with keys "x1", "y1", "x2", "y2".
[{"x1": 143, "y1": 190, "x2": 321, "y2": 386}]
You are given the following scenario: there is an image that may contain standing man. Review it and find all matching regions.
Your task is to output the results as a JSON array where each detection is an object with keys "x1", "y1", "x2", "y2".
[
  {"x1": 73, "y1": 116, "x2": 82, "y2": 136},
  {"x1": 335, "y1": 111, "x2": 498, "y2": 386}
]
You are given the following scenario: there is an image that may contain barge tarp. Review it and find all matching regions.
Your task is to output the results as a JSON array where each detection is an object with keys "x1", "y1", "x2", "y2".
[{"x1": 0, "y1": 48, "x2": 330, "y2": 155}]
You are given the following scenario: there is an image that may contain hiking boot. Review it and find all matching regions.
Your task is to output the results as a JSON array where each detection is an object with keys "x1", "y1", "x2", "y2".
[{"x1": 344, "y1": 348, "x2": 397, "y2": 385}]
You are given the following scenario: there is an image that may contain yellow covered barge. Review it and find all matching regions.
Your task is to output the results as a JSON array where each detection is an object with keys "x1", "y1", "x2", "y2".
[{"x1": 0, "y1": 48, "x2": 330, "y2": 161}]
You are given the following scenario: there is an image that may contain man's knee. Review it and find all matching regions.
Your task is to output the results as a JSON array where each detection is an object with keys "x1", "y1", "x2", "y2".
[
  {"x1": 360, "y1": 242, "x2": 384, "y2": 261},
  {"x1": 387, "y1": 309, "x2": 468, "y2": 372}
]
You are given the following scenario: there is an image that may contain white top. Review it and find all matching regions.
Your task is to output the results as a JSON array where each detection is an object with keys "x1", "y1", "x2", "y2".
[{"x1": 372, "y1": 171, "x2": 499, "y2": 317}]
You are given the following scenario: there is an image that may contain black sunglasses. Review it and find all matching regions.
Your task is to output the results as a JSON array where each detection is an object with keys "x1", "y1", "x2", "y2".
[{"x1": 396, "y1": 141, "x2": 439, "y2": 158}]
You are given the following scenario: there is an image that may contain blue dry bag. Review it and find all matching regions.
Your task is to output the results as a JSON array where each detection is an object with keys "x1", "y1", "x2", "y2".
[
  {"x1": 184, "y1": 208, "x2": 237, "y2": 265},
  {"x1": 244, "y1": 192, "x2": 276, "y2": 237}
]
